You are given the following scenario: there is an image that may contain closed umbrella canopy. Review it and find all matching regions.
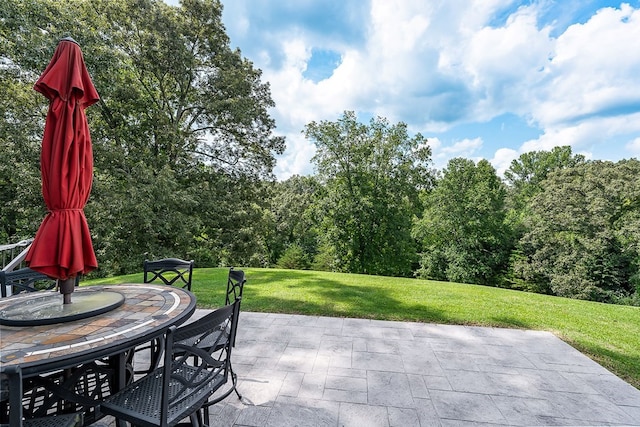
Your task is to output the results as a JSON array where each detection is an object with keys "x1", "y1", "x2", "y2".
[{"x1": 26, "y1": 37, "x2": 99, "y2": 281}]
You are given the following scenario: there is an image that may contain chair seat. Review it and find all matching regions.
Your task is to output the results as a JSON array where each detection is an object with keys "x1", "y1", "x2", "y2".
[
  {"x1": 101, "y1": 364, "x2": 224, "y2": 427},
  {"x1": 23, "y1": 413, "x2": 82, "y2": 427}
]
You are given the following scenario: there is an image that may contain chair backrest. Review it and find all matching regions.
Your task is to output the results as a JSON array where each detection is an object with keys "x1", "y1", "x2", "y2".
[
  {"x1": 143, "y1": 258, "x2": 194, "y2": 290},
  {"x1": 167, "y1": 298, "x2": 241, "y2": 420},
  {"x1": 225, "y1": 268, "x2": 245, "y2": 348},
  {"x1": 173, "y1": 297, "x2": 241, "y2": 362},
  {"x1": 0, "y1": 366, "x2": 83, "y2": 427},
  {"x1": 225, "y1": 267, "x2": 246, "y2": 305},
  {"x1": 1, "y1": 365, "x2": 22, "y2": 426},
  {"x1": 0, "y1": 267, "x2": 55, "y2": 298}
]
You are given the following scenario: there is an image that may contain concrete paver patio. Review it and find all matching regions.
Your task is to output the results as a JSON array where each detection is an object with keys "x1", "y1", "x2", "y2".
[{"x1": 96, "y1": 310, "x2": 640, "y2": 426}]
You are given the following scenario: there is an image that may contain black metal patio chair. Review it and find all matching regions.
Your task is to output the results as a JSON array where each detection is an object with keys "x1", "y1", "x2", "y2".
[
  {"x1": 0, "y1": 267, "x2": 56, "y2": 298},
  {"x1": 100, "y1": 299, "x2": 241, "y2": 427},
  {"x1": 130, "y1": 257, "x2": 195, "y2": 375},
  {"x1": 225, "y1": 267, "x2": 246, "y2": 347},
  {"x1": 171, "y1": 268, "x2": 245, "y2": 424},
  {"x1": 225, "y1": 267, "x2": 246, "y2": 305},
  {"x1": 143, "y1": 258, "x2": 194, "y2": 290},
  {"x1": 1, "y1": 366, "x2": 83, "y2": 427}
]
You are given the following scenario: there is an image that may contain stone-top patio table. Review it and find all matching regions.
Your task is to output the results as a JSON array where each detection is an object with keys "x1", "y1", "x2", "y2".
[
  {"x1": 0, "y1": 284, "x2": 195, "y2": 376},
  {"x1": 0, "y1": 284, "x2": 196, "y2": 425}
]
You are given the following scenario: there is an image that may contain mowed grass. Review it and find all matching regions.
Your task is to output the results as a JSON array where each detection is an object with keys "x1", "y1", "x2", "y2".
[{"x1": 87, "y1": 267, "x2": 640, "y2": 389}]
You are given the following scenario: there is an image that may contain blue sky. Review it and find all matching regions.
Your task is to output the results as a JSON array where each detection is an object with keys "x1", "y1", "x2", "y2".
[{"x1": 167, "y1": 0, "x2": 640, "y2": 179}]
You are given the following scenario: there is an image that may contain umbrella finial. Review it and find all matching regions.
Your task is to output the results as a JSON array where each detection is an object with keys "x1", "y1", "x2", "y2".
[{"x1": 60, "y1": 36, "x2": 79, "y2": 46}]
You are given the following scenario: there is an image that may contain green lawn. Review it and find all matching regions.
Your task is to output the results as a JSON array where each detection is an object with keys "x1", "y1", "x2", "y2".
[{"x1": 87, "y1": 267, "x2": 640, "y2": 389}]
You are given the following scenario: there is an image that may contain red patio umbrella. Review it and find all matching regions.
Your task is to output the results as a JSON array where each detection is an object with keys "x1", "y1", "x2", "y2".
[{"x1": 25, "y1": 37, "x2": 99, "y2": 303}]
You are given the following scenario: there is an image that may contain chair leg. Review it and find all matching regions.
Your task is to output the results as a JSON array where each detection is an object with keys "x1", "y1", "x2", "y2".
[
  {"x1": 129, "y1": 337, "x2": 164, "y2": 376},
  {"x1": 200, "y1": 362, "x2": 242, "y2": 427},
  {"x1": 203, "y1": 403, "x2": 211, "y2": 427},
  {"x1": 205, "y1": 365, "x2": 242, "y2": 406},
  {"x1": 231, "y1": 368, "x2": 242, "y2": 400},
  {"x1": 189, "y1": 410, "x2": 202, "y2": 427},
  {"x1": 149, "y1": 337, "x2": 165, "y2": 372}
]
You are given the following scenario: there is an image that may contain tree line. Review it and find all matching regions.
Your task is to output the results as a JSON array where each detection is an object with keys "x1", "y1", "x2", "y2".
[
  {"x1": 271, "y1": 118, "x2": 640, "y2": 306},
  {"x1": 1, "y1": 0, "x2": 638, "y2": 305}
]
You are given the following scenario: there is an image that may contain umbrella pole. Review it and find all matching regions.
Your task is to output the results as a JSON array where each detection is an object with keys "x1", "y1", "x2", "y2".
[{"x1": 58, "y1": 278, "x2": 76, "y2": 304}]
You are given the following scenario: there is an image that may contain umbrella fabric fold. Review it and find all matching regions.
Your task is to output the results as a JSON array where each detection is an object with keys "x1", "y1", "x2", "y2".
[{"x1": 25, "y1": 39, "x2": 99, "y2": 280}]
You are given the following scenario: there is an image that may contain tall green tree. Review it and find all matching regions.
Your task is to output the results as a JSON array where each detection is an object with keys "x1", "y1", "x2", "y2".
[
  {"x1": 305, "y1": 111, "x2": 433, "y2": 277},
  {"x1": 0, "y1": 0, "x2": 284, "y2": 274},
  {"x1": 0, "y1": 64, "x2": 45, "y2": 242},
  {"x1": 514, "y1": 160, "x2": 640, "y2": 303},
  {"x1": 503, "y1": 146, "x2": 587, "y2": 291},
  {"x1": 504, "y1": 146, "x2": 586, "y2": 213},
  {"x1": 263, "y1": 175, "x2": 322, "y2": 268},
  {"x1": 413, "y1": 158, "x2": 510, "y2": 286}
]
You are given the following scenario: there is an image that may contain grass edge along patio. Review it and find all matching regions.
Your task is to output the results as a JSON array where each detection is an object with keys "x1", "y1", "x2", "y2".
[{"x1": 87, "y1": 267, "x2": 640, "y2": 391}]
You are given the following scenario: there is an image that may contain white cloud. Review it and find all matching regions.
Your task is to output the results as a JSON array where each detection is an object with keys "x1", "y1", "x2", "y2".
[
  {"x1": 211, "y1": 0, "x2": 640, "y2": 179},
  {"x1": 426, "y1": 136, "x2": 442, "y2": 151},
  {"x1": 490, "y1": 148, "x2": 519, "y2": 177},
  {"x1": 440, "y1": 137, "x2": 484, "y2": 155},
  {"x1": 520, "y1": 112, "x2": 640, "y2": 157},
  {"x1": 531, "y1": 4, "x2": 640, "y2": 127},
  {"x1": 430, "y1": 137, "x2": 484, "y2": 170},
  {"x1": 627, "y1": 137, "x2": 640, "y2": 157},
  {"x1": 460, "y1": 6, "x2": 553, "y2": 118},
  {"x1": 274, "y1": 133, "x2": 317, "y2": 179}
]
